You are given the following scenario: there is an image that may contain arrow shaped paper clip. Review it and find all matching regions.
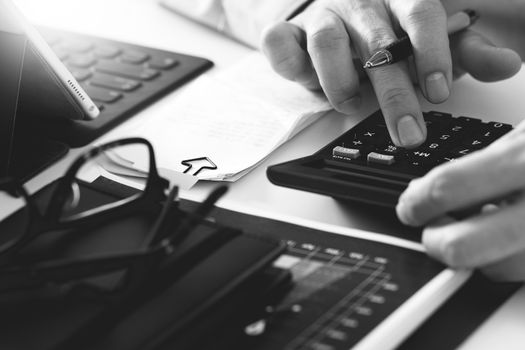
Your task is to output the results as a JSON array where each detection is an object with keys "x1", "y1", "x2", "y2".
[{"x1": 181, "y1": 157, "x2": 218, "y2": 176}]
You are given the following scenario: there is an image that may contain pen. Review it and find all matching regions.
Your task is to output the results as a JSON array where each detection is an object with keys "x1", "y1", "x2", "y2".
[{"x1": 364, "y1": 9, "x2": 479, "y2": 69}]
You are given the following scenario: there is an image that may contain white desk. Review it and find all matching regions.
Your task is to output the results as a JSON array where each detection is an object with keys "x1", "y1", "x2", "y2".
[{"x1": 9, "y1": 0, "x2": 525, "y2": 348}]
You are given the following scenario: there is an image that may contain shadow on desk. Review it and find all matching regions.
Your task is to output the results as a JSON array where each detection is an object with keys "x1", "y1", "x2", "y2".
[{"x1": 334, "y1": 200, "x2": 422, "y2": 242}]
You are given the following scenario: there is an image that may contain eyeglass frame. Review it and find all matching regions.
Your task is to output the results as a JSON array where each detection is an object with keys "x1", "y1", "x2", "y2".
[{"x1": 0, "y1": 137, "x2": 228, "y2": 296}]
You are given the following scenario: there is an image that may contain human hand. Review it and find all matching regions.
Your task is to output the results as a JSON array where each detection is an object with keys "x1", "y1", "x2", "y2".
[
  {"x1": 261, "y1": 0, "x2": 521, "y2": 148},
  {"x1": 396, "y1": 121, "x2": 525, "y2": 281}
]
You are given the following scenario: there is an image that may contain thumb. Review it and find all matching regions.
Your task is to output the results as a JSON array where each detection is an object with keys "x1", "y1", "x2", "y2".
[{"x1": 450, "y1": 29, "x2": 522, "y2": 82}]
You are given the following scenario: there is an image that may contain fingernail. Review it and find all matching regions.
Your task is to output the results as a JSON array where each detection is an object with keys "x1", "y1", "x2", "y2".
[
  {"x1": 397, "y1": 115, "x2": 424, "y2": 147},
  {"x1": 395, "y1": 201, "x2": 410, "y2": 224},
  {"x1": 396, "y1": 199, "x2": 418, "y2": 226},
  {"x1": 338, "y1": 95, "x2": 362, "y2": 114},
  {"x1": 425, "y1": 72, "x2": 449, "y2": 103}
]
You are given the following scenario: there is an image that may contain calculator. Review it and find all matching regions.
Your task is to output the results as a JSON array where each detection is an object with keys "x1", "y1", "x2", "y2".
[{"x1": 267, "y1": 110, "x2": 513, "y2": 207}]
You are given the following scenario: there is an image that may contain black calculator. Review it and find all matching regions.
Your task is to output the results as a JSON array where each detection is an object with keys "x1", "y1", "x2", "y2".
[{"x1": 267, "y1": 110, "x2": 513, "y2": 207}]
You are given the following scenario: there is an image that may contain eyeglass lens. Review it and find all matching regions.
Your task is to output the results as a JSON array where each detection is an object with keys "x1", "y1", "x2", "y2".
[{"x1": 59, "y1": 143, "x2": 151, "y2": 222}]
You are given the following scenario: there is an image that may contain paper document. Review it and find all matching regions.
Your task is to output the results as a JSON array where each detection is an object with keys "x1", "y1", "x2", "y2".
[{"x1": 113, "y1": 52, "x2": 331, "y2": 181}]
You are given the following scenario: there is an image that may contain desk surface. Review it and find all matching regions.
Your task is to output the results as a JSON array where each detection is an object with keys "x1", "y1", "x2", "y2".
[{"x1": 9, "y1": 0, "x2": 525, "y2": 348}]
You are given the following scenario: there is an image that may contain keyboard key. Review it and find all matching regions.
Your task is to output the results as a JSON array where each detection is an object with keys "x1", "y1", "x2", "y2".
[
  {"x1": 148, "y1": 56, "x2": 179, "y2": 70},
  {"x1": 367, "y1": 152, "x2": 395, "y2": 165},
  {"x1": 67, "y1": 54, "x2": 97, "y2": 68},
  {"x1": 95, "y1": 61, "x2": 160, "y2": 80},
  {"x1": 71, "y1": 69, "x2": 92, "y2": 82},
  {"x1": 333, "y1": 146, "x2": 360, "y2": 160},
  {"x1": 93, "y1": 45, "x2": 121, "y2": 59},
  {"x1": 57, "y1": 40, "x2": 93, "y2": 53},
  {"x1": 90, "y1": 73, "x2": 142, "y2": 92},
  {"x1": 120, "y1": 50, "x2": 150, "y2": 64},
  {"x1": 83, "y1": 86, "x2": 122, "y2": 103}
]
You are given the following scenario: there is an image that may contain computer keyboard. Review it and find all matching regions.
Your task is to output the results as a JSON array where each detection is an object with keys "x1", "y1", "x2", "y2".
[
  {"x1": 39, "y1": 27, "x2": 213, "y2": 146},
  {"x1": 10, "y1": 28, "x2": 212, "y2": 181},
  {"x1": 267, "y1": 110, "x2": 513, "y2": 207}
]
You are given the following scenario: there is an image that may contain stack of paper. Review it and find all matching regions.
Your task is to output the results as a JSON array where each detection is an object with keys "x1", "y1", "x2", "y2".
[{"x1": 105, "y1": 52, "x2": 332, "y2": 181}]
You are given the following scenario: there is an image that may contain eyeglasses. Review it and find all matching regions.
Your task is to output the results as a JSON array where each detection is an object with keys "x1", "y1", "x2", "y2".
[{"x1": 0, "y1": 137, "x2": 228, "y2": 299}]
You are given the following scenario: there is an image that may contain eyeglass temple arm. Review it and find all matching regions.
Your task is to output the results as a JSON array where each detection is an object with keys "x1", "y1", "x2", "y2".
[
  {"x1": 156, "y1": 185, "x2": 228, "y2": 269},
  {"x1": 167, "y1": 186, "x2": 227, "y2": 246}
]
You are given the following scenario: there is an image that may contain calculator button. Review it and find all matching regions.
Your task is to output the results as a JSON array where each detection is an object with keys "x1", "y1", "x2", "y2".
[
  {"x1": 353, "y1": 129, "x2": 389, "y2": 148},
  {"x1": 348, "y1": 139, "x2": 366, "y2": 148},
  {"x1": 486, "y1": 122, "x2": 512, "y2": 131},
  {"x1": 447, "y1": 124, "x2": 466, "y2": 133},
  {"x1": 418, "y1": 141, "x2": 446, "y2": 154},
  {"x1": 367, "y1": 152, "x2": 395, "y2": 165},
  {"x1": 406, "y1": 150, "x2": 439, "y2": 169},
  {"x1": 449, "y1": 147, "x2": 477, "y2": 158},
  {"x1": 358, "y1": 129, "x2": 385, "y2": 139},
  {"x1": 461, "y1": 138, "x2": 488, "y2": 149},
  {"x1": 424, "y1": 119, "x2": 445, "y2": 134},
  {"x1": 426, "y1": 111, "x2": 453, "y2": 120},
  {"x1": 435, "y1": 133, "x2": 454, "y2": 141},
  {"x1": 333, "y1": 146, "x2": 360, "y2": 160},
  {"x1": 409, "y1": 150, "x2": 436, "y2": 159},
  {"x1": 439, "y1": 155, "x2": 459, "y2": 163},
  {"x1": 424, "y1": 112, "x2": 450, "y2": 133},
  {"x1": 377, "y1": 144, "x2": 402, "y2": 156},
  {"x1": 457, "y1": 116, "x2": 482, "y2": 125},
  {"x1": 479, "y1": 129, "x2": 504, "y2": 141}
]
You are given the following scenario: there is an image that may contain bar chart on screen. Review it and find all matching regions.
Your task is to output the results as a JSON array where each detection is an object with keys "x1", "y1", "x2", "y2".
[
  {"x1": 201, "y1": 206, "x2": 462, "y2": 350},
  {"x1": 244, "y1": 237, "x2": 442, "y2": 350}
]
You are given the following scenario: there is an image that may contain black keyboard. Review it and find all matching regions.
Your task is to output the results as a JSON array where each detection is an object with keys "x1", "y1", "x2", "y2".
[
  {"x1": 39, "y1": 28, "x2": 213, "y2": 146},
  {"x1": 267, "y1": 110, "x2": 513, "y2": 207},
  {"x1": 9, "y1": 28, "x2": 212, "y2": 181}
]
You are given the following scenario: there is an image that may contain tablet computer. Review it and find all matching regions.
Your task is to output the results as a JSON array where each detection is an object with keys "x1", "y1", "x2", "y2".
[{"x1": 0, "y1": 0, "x2": 100, "y2": 121}]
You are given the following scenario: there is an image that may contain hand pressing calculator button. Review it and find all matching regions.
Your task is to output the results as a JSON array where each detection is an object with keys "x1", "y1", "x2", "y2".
[{"x1": 267, "y1": 110, "x2": 513, "y2": 207}]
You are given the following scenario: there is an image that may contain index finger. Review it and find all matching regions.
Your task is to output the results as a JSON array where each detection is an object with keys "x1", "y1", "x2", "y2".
[
  {"x1": 347, "y1": 5, "x2": 426, "y2": 148},
  {"x1": 390, "y1": 0, "x2": 452, "y2": 104}
]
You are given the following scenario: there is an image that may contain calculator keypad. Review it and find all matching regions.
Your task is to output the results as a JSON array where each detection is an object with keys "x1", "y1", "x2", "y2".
[{"x1": 328, "y1": 111, "x2": 512, "y2": 177}]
